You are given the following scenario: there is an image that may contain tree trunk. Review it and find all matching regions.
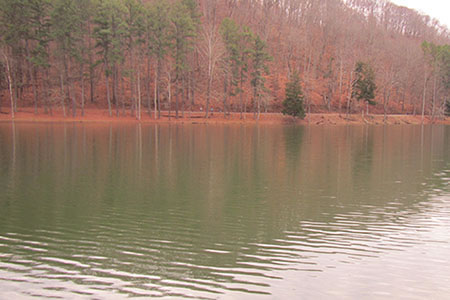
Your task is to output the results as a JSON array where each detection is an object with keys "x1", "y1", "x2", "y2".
[
  {"x1": 421, "y1": 68, "x2": 427, "y2": 124},
  {"x1": 186, "y1": 80, "x2": 190, "y2": 118},
  {"x1": 68, "y1": 60, "x2": 76, "y2": 117},
  {"x1": 12, "y1": 71, "x2": 18, "y2": 113},
  {"x1": 3, "y1": 52, "x2": 15, "y2": 119},
  {"x1": 175, "y1": 86, "x2": 179, "y2": 119},
  {"x1": 154, "y1": 65, "x2": 158, "y2": 119},
  {"x1": 25, "y1": 40, "x2": 38, "y2": 114},
  {"x1": 327, "y1": 94, "x2": 331, "y2": 112},
  {"x1": 120, "y1": 66, "x2": 126, "y2": 115},
  {"x1": 168, "y1": 73, "x2": 172, "y2": 120},
  {"x1": 105, "y1": 58, "x2": 112, "y2": 117},
  {"x1": 181, "y1": 77, "x2": 185, "y2": 119},
  {"x1": 383, "y1": 87, "x2": 390, "y2": 122},
  {"x1": 223, "y1": 75, "x2": 228, "y2": 118},
  {"x1": 59, "y1": 72, "x2": 66, "y2": 117},
  {"x1": 431, "y1": 71, "x2": 437, "y2": 121},
  {"x1": 147, "y1": 56, "x2": 151, "y2": 116},
  {"x1": 253, "y1": 87, "x2": 257, "y2": 119},
  {"x1": 137, "y1": 65, "x2": 141, "y2": 121},
  {"x1": 45, "y1": 68, "x2": 52, "y2": 115},
  {"x1": 70, "y1": 81, "x2": 76, "y2": 117},
  {"x1": 239, "y1": 73, "x2": 244, "y2": 119},
  {"x1": 338, "y1": 57, "x2": 343, "y2": 115},
  {"x1": 190, "y1": 71, "x2": 195, "y2": 107},
  {"x1": 257, "y1": 94, "x2": 261, "y2": 120},
  {"x1": 63, "y1": 55, "x2": 73, "y2": 117},
  {"x1": 346, "y1": 71, "x2": 353, "y2": 118},
  {"x1": 205, "y1": 76, "x2": 212, "y2": 118},
  {"x1": 401, "y1": 89, "x2": 405, "y2": 114},
  {"x1": 130, "y1": 47, "x2": 135, "y2": 117},
  {"x1": 88, "y1": 21, "x2": 95, "y2": 103},
  {"x1": 80, "y1": 63, "x2": 85, "y2": 117},
  {"x1": 89, "y1": 63, "x2": 95, "y2": 103},
  {"x1": 105, "y1": 73, "x2": 112, "y2": 117},
  {"x1": 114, "y1": 64, "x2": 119, "y2": 116},
  {"x1": 157, "y1": 60, "x2": 161, "y2": 119}
]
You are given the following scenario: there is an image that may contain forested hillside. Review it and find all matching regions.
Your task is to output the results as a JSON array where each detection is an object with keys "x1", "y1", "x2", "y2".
[{"x1": 0, "y1": 0, "x2": 449, "y2": 119}]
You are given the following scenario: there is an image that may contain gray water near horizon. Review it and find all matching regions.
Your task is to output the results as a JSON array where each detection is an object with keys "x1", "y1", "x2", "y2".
[{"x1": 0, "y1": 123, "x2": 449, "y2": 299}]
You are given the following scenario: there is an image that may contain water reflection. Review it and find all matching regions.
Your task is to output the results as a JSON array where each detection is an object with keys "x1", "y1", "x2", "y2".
[{"x1": 0, "y1": 123, "x2": 449, "y2": 299}]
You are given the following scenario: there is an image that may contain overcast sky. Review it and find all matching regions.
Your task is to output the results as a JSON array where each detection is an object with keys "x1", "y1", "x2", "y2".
[{"x1": 389, "y1": 0, "x2": 450, "y2": 29}]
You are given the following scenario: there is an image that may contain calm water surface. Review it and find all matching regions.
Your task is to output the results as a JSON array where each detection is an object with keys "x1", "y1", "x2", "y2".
[{"x1": 0, "y1": 123, "x2": 449, "y2": 299}]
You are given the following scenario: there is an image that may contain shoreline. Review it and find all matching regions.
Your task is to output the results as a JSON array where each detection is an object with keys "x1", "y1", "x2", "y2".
[{"x1": 0, "y1": 108, "x2": 448, "y2": 125}]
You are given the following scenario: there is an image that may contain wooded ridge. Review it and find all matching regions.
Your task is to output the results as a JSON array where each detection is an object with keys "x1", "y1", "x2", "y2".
[{"x1": 0, "y1": 0, "x2": 449, "y2": 120}]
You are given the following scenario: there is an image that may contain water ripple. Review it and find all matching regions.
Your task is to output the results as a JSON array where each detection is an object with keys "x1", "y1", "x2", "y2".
[{"x1": 1, "y1": 124, "x2": 450, "y2": 299}]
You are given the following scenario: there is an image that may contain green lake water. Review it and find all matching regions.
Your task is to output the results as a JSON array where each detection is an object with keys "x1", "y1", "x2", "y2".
[{"x1": 0, "y1": 123, "x2": 449, "y2": 299}]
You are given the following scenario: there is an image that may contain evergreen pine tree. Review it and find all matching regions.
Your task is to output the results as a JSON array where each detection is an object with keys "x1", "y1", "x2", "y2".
[
  {"x1": 282, "y1": 72, "x2": 305, "y2": 119},
  {"x1": 250, "y1": 34, "x2": 271, "y2": 120},
  {"x1": 52, "y1": 0, "x2": 85, "y2": 117},
  {"x1": 352, "y1": 61, "x2": 376, "y2": 106},
  {"x1": 169, "y1": 0, "x2": 199, "y2": 119},
  {"x1": 147, "y1": 0, "x2": 171, "y2": 119},
  {"x1": 220, "y1": 19, "x2": 255, "y2": 119}
]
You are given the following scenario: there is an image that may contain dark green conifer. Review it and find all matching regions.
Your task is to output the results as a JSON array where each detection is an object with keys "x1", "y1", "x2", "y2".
[{"x1": 282, "y1": 72, "x2": 305, "y2": 119}]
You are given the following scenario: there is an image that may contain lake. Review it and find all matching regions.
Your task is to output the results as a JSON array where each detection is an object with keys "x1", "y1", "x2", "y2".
[{"x1": 0, "y1": 123, "x2": 449, "y2": 299}]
